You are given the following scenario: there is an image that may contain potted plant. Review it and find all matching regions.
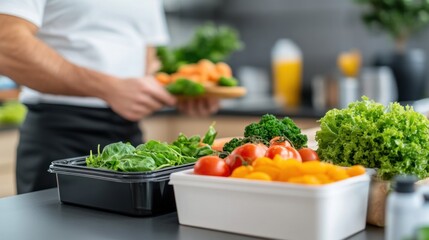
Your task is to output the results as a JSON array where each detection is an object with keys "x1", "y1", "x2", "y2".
[{"x1": 354, "y1": 0, "x2": 429, "y2": 101}]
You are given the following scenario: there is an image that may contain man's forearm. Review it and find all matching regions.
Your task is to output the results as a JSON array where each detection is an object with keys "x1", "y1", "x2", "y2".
[
  {"x1": 145, "y1": 46, "x2": 160, "y2": 76},
  {"x1": 0, "y1": 15, "x2": 115, "y2": 100}
]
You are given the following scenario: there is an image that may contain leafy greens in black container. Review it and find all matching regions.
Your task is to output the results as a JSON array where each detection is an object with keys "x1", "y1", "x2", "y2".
[
  {"x1": 49, "y1": 125, "x2": 217, "y2": 216},
  {"x1": 86, "y1": 124, "x2": 217, "y2": 172}
]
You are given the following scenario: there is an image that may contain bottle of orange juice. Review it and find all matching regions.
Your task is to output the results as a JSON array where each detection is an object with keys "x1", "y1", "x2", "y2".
[{"x1": 272, "y1": 39, "x2": 302, "y2": 107}]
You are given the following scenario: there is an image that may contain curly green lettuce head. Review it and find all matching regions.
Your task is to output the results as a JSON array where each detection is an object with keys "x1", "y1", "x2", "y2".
[{"x1": 316, "y1": 97, "x2": 429, "y2": 180}]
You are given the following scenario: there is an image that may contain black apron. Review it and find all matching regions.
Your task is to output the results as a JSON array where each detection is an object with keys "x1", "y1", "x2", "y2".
[{"x1": 16, "y1": 103, "x2": 143, "y2": 194}]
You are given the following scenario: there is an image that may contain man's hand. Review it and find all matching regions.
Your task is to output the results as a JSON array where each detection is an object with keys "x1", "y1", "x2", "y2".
[
  {"x1": 105, "y1": 76, "x2": 176, "y2": 121},
  {"x1": 177, "y1": 97, "x2": 220, "y2": 117}
]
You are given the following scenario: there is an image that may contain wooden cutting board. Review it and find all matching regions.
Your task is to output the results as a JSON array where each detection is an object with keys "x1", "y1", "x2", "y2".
[
  {"x1": 204, "y1": 86, "x2": 247, "y2": 98},
  {"x1": 176, "y1": 86, "x2": 247, "y2": 99}
]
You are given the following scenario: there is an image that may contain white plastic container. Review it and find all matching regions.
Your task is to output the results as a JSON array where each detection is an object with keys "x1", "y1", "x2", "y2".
[{"x1": 170, "y1": 169, "x2": 370, "y2": 240}]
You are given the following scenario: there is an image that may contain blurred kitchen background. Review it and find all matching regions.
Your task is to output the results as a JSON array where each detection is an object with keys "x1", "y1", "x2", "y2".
[
  {"x1": 161, "y1": 0, "x2": 429, "y2": 111},
  {"x1": 2, "y1": 0, "x2": 429, "y2": 111}
]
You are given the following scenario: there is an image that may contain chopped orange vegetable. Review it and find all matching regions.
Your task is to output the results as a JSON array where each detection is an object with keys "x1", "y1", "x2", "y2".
[
  {"x1": 155, "y1": 72, "x2": 171, "y2": 85},
  {"x1": 227, "y1": 151, "x2": 364, "y2": 185},
  {"x1": 178, "y1": 64, "x2": 198, "y2": 75},
  {"x1": 274, "y1": 158, "x2": 301, "y2": 169},
  {"x1": 198, "y1": 59, "x2": 215, "y2": 72},
  {"x1": 273, "y1": 159, "x2": 300, "y2": 181},
  {"x1": 300, "y1": 161, "x2": 327, "y2": 175},
  {"x1": 289, "y1": 175, "x2": 321, "y2": 185},
  {"x1": 170, "y1": 73, "x2": 184, "y2": 82},
  {"x1": 216, "y1": 62, "x2": 232, "y2": 78},
  {"x1": 187, "y1": 74, "x2": 202, "y2": 83},
  {"x1": 347, "y1": 165, "x2": 366, "y2": 177},
  {"x1": 327, "y1": 166, "x2": 349, "y2": 181},
  {"x1": 231, "y1": 166, "x2": 254, "y2": 178},
  {"x1": 252, "y1": 157, "x2": 276, "y2": 168},
  {"x1": 245, "y1": 172, "x2": 272, "y2": 181},
  {"x1": 314, "y1": 174, "x2": 332, "y2": 184},
  {"x1": 160, "y1": 59, "x2": 236, "y2": 85},
  {"x1": 253, "y1": 165, "x2": 281, "y2": 181}
]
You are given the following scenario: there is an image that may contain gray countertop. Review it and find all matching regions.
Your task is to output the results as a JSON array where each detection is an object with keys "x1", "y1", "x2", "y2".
[{"x1": 0, "y1": 188, "x2": 384, "y2": 240}]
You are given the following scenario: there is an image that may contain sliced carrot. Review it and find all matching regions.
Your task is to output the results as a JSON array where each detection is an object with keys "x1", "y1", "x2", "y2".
[
  {"x1": 187, "y1": 74, "x2": 202, "y2": 82},
  {"x1": 198, "y1": 59, "x2": 216, "y2": 71},
  {"x1": 208, "y1": 70, "x2": 220, "y2": 83},
  {"x1": 199, "y1": 70, "x2": 209, "y2": 82},
  {"x1": 168, "y1": 60, "x2": 233, "y2": 84},
  {"x1": 197, "y1": 59, "x2": 220, "y2": 82},
  {"x1": 216, "y1": 62, "x2": 232, "y2": 78},
  {"x1": 155, "y1": 72, "x2": 171, "y2": 85},
  {"x1": 178, "y1": 64, "x2": 198, "y2": 75},
  {"x1": 170, "y1": 73, "x2": 184, "y2": 82}
]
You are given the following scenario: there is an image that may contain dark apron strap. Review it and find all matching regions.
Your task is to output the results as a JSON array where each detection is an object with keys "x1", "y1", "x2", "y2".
[{"x1": 16, "y1": 103, "x2": 143, "y2": 194}]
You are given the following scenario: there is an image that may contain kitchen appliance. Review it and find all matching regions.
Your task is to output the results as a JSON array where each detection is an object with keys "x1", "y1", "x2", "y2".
[{"x1": 360, "y1": 67, "x2": 397, "y2": 106}]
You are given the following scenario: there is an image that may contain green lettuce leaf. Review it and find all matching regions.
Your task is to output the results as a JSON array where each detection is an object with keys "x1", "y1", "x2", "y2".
[{"x1": 316, "y1": 97, "x2": 429, "y2": 180}]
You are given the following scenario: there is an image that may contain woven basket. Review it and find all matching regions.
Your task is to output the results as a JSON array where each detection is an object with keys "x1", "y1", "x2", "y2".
[{"x1": 366, "y1": 174, "x2": 429, "y2": 227}]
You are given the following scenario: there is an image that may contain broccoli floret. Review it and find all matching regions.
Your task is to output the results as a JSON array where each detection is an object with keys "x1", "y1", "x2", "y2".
[
  {"x1": 222, "y1": 136, "x2": 267, "y2": 153},
  {"x1": 166, "y1": 78, "x2": 205, "y2": 96},
  {"x1": 222, "y1": 114, "x2": 308, "y2": 153},
  {"x1": 222, "y1": 138, "x2": 243, "y2": 153},
  {"x1": 243, "y1": 114, "x2": 308, "y2": 149},
  {"x1": 218, "y1": 76, "x2": 238, "y2": 87}
]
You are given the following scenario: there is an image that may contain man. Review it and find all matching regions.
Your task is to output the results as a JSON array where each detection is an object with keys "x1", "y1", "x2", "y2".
[{"x1": 0, "y1": 0, "x2": 219, "y2": 194}]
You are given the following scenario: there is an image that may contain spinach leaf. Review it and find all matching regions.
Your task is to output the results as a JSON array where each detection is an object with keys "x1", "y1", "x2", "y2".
[
  {"x1": 136, "y1": 140, "x2": 181, "y2": 166},
  {"x1": 171, "y1": 133, "x2": 216, "y2": 159},
  {"x1": 117, "y1": 155, "x2": 156, "y2": 172},
  {"x1": 101, "y1": 142, "x2": 135, "y2": 160},
  {"x1": 86, "y1": 142, "x2": 135, "y2": 170},
  {"x1": 202, "y1": 124, "x2": 217, "y2": 145},
  {"x1": 85, "y1": 125, "x2": 218, "y2": 172}
]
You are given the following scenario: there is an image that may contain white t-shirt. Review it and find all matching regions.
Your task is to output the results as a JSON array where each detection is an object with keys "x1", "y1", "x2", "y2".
[{"x1": 0, "y1": 0, "x2": 169, "y2": 107}]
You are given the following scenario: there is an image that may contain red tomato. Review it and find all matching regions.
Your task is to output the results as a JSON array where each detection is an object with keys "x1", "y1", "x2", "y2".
[
  {"x1": 269, "y1": 136, "x2": 292, "y2": 148},
  {"x1": 225, "y1": 143, "x2": 267, "y2": 171},
  {"x1": 265, "y1": 145, "x2": 289, "y2": 159},
  {"x1": 265, "y1": 145, "x2": 302, "y2": 162},
  {"x1": 298, "y1": 148, "x2": 319, "y2": 162},
  {"x1": 286, "y1": 146, "x2": 302, "y2": 161},
  {"x1": 194, "y1": 156, "x2": 230, "y2": 177}
]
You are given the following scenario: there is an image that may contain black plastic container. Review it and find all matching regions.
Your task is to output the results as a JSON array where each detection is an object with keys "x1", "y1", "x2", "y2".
[{"x1": 48, "y1": 156, "x2": 193, "y2": 216}]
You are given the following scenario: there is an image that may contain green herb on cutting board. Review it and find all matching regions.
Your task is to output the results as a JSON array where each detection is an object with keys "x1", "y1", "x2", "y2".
[
  {"x1": 85, "y1": 124, "x2": 217, "y2": 172},
  {"x1": 223, "y1": 114, "x2": 308, "y2": 153},
  {"x1": 218, "y1": 76, "x2": 238, "y2": 87},
  {"x1": 316, "y1": 97, "x2": 429, "y2": 180},
  {"x1": 165, "y1": 78, "x2": 205, "y2": 96}
]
